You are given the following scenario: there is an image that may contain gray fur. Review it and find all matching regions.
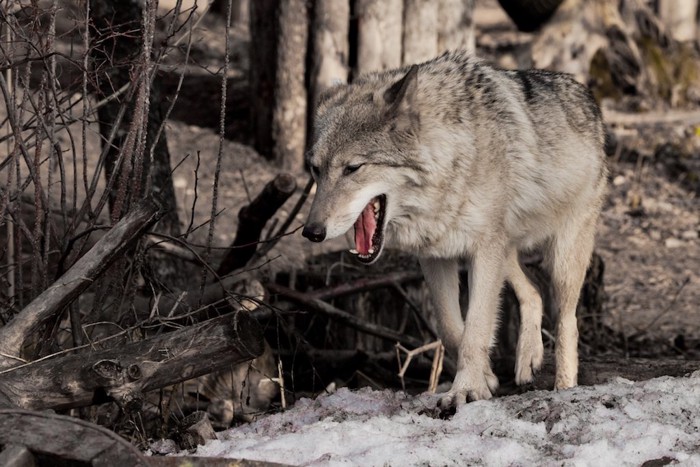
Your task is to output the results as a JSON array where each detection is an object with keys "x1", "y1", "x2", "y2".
[{"x1": 304, "y1": 51, "x2": 608, "y2": 406}]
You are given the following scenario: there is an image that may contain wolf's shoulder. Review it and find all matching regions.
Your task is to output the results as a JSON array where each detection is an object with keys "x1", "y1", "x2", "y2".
[{"x1": 504, "y1": 68, "x2": 594, "y2": 100}]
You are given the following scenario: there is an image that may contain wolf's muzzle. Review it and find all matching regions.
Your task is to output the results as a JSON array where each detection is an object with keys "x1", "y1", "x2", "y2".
[{"x1": 302, "y1": 223, "x2": 326, "y2": 242}]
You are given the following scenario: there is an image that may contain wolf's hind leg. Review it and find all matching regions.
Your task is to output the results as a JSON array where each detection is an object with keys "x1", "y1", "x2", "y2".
[
  {"x1": 547, "y1": 215, "x2": 597, "y2": 390},
  {"x1": 505, "y1": 249, "x2": 544, "y2": 385}
]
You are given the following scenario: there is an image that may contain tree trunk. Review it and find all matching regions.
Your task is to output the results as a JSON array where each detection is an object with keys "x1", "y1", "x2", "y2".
[
  {"x1": 250, "y1": 0, "x2": 279, "y2": 159},
  {"x1": 310, "y1": 0, "x2": 350, "y2": 110},
  {"x1": 438, "y1": 0, "x2": 475, "y2": 53},
  {"x1": 356, "y1": 0, "x2": 403, "y2": 75},
  {"x1": 657, "y1": 0, "x2": 697, "y2": 42},
  {"x1": 89, "y1": 0, "x2": 180, "y2": 233},
  {"x1": 402, "y1": 0, "x2": 438, "y2": 65},
  {"x1": 90, "y1": 0, "x2": 141, "y2": 219},
  {"x1": 272, "y1": 0, "x2": 309, "y2": 172}
]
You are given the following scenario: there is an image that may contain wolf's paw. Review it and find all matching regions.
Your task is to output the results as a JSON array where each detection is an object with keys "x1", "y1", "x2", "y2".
[
  {"x1": 515, "y1": 329, "x2": 544, "y2": 385},
  {"x1": 554, "y1": 371, "x2": 577, "y2": 390},
  {"x1": 438, "y1": 365, "x2": 499, "y2": 410}
]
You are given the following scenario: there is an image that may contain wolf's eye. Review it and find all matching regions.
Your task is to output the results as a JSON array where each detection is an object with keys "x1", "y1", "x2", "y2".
[
  {"x1": 310, "y1": 165, "x2": 321, "y2": 178},
  {"x1": 343, "y1": 164, "x2": 364, "y2": 176}
]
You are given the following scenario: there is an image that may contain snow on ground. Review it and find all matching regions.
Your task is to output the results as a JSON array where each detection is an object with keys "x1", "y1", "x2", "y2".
[{"x1": 190, "y1": 371, "x2": 700, "y2": 466}]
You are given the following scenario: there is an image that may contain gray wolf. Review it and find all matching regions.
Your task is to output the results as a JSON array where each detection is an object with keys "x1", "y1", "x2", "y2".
[{"x1": 302, "y1": 51, "x2": 607, "y2": 407}]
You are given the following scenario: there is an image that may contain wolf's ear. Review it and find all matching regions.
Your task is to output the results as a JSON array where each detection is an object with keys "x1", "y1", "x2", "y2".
[
  {"x1": 384, "y1": 65, "x2": 418, "y2": 104},
  {"x1": 380, "y1": 65, "x2": 419, "y2": 132}
]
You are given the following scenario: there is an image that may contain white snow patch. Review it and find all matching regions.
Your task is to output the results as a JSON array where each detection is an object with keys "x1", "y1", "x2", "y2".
[{"x1": 188, "y1": 372, "x2": 700, "y2": 466}]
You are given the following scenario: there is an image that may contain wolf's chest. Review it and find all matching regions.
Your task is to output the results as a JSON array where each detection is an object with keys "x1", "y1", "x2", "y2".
[{"x1": 386, "y1": 214, "x2": 482, "y2": 259}]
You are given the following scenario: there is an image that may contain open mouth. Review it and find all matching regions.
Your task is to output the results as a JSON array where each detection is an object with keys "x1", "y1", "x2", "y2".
[{"x1": 350, "y1": 195, "x2": 386, "y2": 264}]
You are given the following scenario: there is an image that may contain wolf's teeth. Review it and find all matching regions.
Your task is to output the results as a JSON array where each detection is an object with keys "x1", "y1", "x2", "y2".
[
  {"x1": 373, "y1": 201, "x2": 380, "y2": 212},
  {"x1": 349, "y1": 249, "x2": 358, "y2": 254},
  {"x1": 368, "y1": 248, "x2": 375, "y2": 254}
]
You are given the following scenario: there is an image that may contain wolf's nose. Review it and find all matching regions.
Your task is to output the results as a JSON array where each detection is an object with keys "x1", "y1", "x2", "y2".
[{"x1": 302, "y1": 223, "x2": 326, "y2": 242}]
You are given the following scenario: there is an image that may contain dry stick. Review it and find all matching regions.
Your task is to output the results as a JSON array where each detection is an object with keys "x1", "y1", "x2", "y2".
[
  {"x1": 200, "y1": 0, "x2": 232, "y2": 298},
  {"x1": 267, "y1": 283, "x2": 424, "y2": 349},
  {"x1": 391, "y1": 283, "x2": 440, "y2": 341},
  {"x1": 308, "y1": 271, "x2": 423, "y2": 300},
  {"x1": 3, "y1": 21, "x2": 15, "y2": 306},
  {"x1": 428, "y1": 343, "x2": 445, "y2": 393},
  {"x1": 217, "y1": 173, "x2": 298, "y2": 276},
  {"x1": 0, "y1": 0, "x2": 207, "y2": 153},
  {"x1": 304, "y1": 270, "x2": 440, "y2": 342},
  {"x1": 0, "y1": 73, "x2": 47, "y2": 209},
  {"x1": 0, "y1": 199, "x2": 163, "y2": 370},
  {"x1": 253, "y1": 175, "x2": 315, "y2": 261},
  {"x1": 395, "y1": 340, "x2": 444, "y2": 393},
  {"x1": 43, "y1": 2, "x2": 58, "y2": 293},
  {"x1": 603, "y1": 108, "x2": 700, "y2": 126},
  {"x1": 628, "y1": 277, "x2": 690, "y2": 340},
  {"x1": 80, "y1": 0, "x2": 90, "y2": 209},
  {"x1": 129, "y1": 0, "x2": 158, "y2": 208}
]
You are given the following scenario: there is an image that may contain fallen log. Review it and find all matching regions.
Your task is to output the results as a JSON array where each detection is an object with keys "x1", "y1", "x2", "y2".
[
  {"x1": 0, "y1": 409, "x2": 147, "y2": 466},
  {"x1": 0, "y1": 409, "x2": 290, "y2": 467},
  {"x1": 0, "y1": 444, "x2": 35, "y2": 467},
  {"x1": 0, "y1": 198, "x2": 164, "y2": 370},
  {"x1": 0, "y1": 311, "x2": 263, "y2": 411}
]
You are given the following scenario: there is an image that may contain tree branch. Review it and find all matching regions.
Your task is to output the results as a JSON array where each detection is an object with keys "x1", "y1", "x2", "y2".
[
  {"x1": 0, "y1": 199, "x2": 164, "y2": 369},
  {"x1": 267, "y1": 283, "x2": 424, "y2": 349}
]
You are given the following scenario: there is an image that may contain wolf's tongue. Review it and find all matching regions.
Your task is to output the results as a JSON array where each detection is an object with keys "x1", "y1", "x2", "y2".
[{"x1": 354, "y1": 202, "x2": 376, "y2": 255}]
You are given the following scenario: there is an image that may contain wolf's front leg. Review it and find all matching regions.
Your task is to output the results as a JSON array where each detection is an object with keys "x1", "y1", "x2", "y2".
[
  {"x1": 419, "y1": 257, "x2": 464, "y2": 356},
  {"x1": 442, "y1": 246, "x2": 505, "y2": 407},
  {"x1": 420, "y1": 252, "x2": 503, "y2": 406}
]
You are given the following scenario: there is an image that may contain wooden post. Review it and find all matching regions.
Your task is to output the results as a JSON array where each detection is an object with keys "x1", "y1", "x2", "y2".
[
  {"x1": 438, "y1": 0, "x2": 475, "y2": 53},
  {"x1": 658, "y1": 0, "x2": 697, "y2": 42},
  {"x1": 356, "y1": 0, "x2": 403, "y2": 74},
  {"x1": 250, "y1": 0, "x2": 279, "y2": 159},
  {"x1": 272, "y1": 0, "x2": 309, "y2": 172},
  {"x1": 310, "y1": 0, "x2": 350, "y2": 109},
  {"x1": 403, "y1": 0, "x2": 438, "y2": 65}
]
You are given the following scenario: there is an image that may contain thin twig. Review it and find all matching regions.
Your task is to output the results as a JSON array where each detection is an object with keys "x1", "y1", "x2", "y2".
[
  {"x1": 200, "y1": 0, "x2": 233, "y2": 297},
  {"x1": 629, "y1": 277, "x2": 690, "y2": 340},
  {"x1": 396, "y1": 341, "x2": 444, "y2": 393},
  {"x1": 268, "y1": 283, "x2": 425, "y2": 349}
]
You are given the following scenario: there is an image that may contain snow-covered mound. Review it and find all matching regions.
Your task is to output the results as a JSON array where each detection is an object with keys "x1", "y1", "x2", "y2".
[{"x1": 193, "y1": 371, "x2": 700, "y2": 466}]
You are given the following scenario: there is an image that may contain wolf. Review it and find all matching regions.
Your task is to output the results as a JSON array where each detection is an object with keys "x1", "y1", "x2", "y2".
[{"x1": 302, "y1": 51, "x2": 607, "y2": 407}]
